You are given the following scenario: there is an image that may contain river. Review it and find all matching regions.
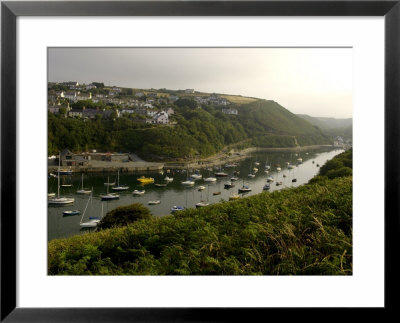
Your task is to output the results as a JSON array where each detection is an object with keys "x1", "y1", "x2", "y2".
[{"x1": 48, "y1": 147, "x2": 344, "y2": 241}]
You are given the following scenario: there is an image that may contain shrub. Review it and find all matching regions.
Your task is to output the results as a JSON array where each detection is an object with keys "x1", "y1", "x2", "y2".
[{"x1": 98, "y1": 203, "x2": 152, "y2": 230}]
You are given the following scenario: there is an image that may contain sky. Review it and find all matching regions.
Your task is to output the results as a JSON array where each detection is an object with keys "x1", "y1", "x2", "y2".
[{"x1": 48, "y1": 48, "x2": 352, "y2": 118}]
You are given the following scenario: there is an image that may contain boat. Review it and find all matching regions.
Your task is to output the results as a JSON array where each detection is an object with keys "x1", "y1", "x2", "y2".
[
  {"x1": 263, "y1": 184, "x2": 270, "y2": 190},
  {"x1": 288, "y1": 164, "x2": 295, "y2": 169},
  {"x1": 182, "y1": 180, "x2": 195, "y2": 186},
  {"x1": 214, "y1": 172, "x2": 228, "y2": 177},
  {"x1": 101, "y1": 176, "x2": 120, "y2": 200},
  {"x1": 266, "y1": 176, "x2": 274, "y2": 182},
  {"x1": 316, "y1": 164, "x2": 320, "y2": 167},
  {"x1": 155, "y1": 183, "x2": 168, "y2": 187},
  {"x1": 233, "y1": 170, "x2": 240, "y2": 176},
  {"x1": 49, "y1": 173, "x2": 58, "y2": 178},
  {"x1": 248, "y1": 173, "x2": 256, "y2": 178},
  {"x1": 254, "y1": 162, "x2": 260, "y2": 166},
  {"x1": 137, "y1": 176, "x2": 155, "y2": 184},
  {"x1": 230, "y1": 177, "x2": 239, "y2": 181},
  {"x1": 198, "y1": 186, "x2": 206, "y2": 191},
  {"x1": 264, "y1": 170, "x2": 269, "y2": 174},
  {"x1": 77, "y1": 174, "x2": 92, "y2": 194},
  {"x1": 132, "y1": 189, "x2": 145, "y2": 195},
  {"x1": 104, "y1": 181, "x2": 116, "y2": 186},
  {"x1": 297, "y1": 158, "x2": 303, "y2": 163},
  {"x1": 276, "y1": 181, "x2": 283, "y2": 186},
  {"x1": 229, "y1": 194, "x2": 240, "y2": 200},
  {"x1": 190, "y1": 173, "x2": 202, "y2": 180},
  {"x1": 276, "y1": 167, "x2": 281, "y2": 171},
  {"x1": 164, "y1": 176, "x2": 174, "y2": 182},
  {"x1": 292, "y1": 179, "x2": 297, "y2": 182},
  {"x1": 283, "y1": 174, "x2": 287, "y2": 178},
  {"x1": 312, "y1": 161, "x2": 315, "y2": 164},
  {"x1": 58, "y1": 168, "x2": 73, "y2": 175},
  {"x1": 171, "y1": 206, "x2": 185, "y2": 213},
  {"x1": 80, "y1": 196, "x2": 102, "y2": 228},
  {"x1": 224, "y1": 182, "x2": 235, "y2": 188},
  {"x1": 48, "y1": 193, "x2": 56, "y2": 198},
  {"x1": 224, "y1": 163, "x2": 237, "y2": 168},
  {"x1": 196, "y1": 201, "x2": 210, "y2": 208},
  {"x1": 112, "y1": 170, "x2": 129, "y2": 191},
  {"x1": 48, "y1": 153, "x2": 75, "y2": 205},
  {"x1": 253, "y1": 168, "x2": 258, "y2": 173},
  {"x1": 148, "y1": 200, "x2": 161, "y2": 205},
  {"x1": 238, "y1": 185, "x2": 252, "y2": 193},
  {"x1": 204, "y1": 177, "x2": 217, "y2": 183},
  {"x1": 213, "y1": 191, "x2": 221, "y2": 196},
  {"x1": 63, "y1": 210, "x2": 80, "y2": 216}
]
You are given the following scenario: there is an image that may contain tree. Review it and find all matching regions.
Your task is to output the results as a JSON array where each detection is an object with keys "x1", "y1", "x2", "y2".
[{"x1": 98, "y1": 203, "x2": 152, "y2": 229}]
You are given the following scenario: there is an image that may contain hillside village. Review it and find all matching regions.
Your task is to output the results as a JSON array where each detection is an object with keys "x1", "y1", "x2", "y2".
[{"x1": 48, "y1": 82, "x2": 237, "y2": 125}]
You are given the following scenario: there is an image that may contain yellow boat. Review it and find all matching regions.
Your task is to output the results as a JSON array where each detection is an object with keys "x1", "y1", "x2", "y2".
[
  {"x1": 229, "y1": 194, "x2": 240, "y2": 200},
  {"x1": 137, "y1": 176, "x2": 154, "y2": 184}
]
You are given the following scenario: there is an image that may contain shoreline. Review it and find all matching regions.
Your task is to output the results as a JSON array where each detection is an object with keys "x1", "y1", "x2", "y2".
[{"x1": 48, "y1": 144, "x2": 336, "y2": 173}]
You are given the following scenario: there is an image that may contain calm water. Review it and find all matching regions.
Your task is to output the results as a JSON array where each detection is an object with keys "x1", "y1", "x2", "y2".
[{"x1": 48, "y1": 147, "x2": 343, "y2": 241}]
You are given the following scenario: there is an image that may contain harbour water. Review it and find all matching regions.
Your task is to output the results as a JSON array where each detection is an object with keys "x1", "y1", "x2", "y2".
[{"x1": 48, "y1": 147, "x2": 344, "y2": 241}]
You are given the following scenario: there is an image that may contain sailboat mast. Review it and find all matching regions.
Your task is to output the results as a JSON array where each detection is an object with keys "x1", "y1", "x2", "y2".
[
  {"x1": 57, "y1": 152, "x2": 60, "y2": 197},
  {"x1": 81, "y1": 173, "x2": 84, "y2": 190},
  {"x1": 107, "y1": 176, "x2": 109, "y2": 194}
]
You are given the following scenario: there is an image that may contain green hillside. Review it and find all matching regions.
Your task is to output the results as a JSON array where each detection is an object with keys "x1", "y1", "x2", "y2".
[
  {"x1": 48, "y1": 98, "x2": 331, "y2": 159},
  {"x1": 297, "y1": 114, "x2": 352, "y2": 130}
]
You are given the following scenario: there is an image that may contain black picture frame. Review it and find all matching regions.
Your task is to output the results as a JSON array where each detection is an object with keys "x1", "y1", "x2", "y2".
[{"x1": 1, "y1": 1, "x2": 399, "y2": 321}]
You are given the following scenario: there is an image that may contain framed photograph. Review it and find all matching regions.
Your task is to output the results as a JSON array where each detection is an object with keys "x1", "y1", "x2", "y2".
[{"x1": 1, "y1": 0, "x2": 399, "y2": 321}]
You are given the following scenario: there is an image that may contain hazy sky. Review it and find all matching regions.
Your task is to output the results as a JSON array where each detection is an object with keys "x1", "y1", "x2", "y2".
[{"x1": 48, "y1": 48, "x2": 352, "y2": 118}]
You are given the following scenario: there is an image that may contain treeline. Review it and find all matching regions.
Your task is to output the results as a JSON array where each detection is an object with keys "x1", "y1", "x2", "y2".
[
  {"x1": 48, "y1": 151, "x2": 352, "y2": 275},
  {"x1": 48, "y1": 99, "x2": 331, "y2": 159}
]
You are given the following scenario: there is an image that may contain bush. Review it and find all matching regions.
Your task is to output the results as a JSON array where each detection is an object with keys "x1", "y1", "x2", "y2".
[
  {"x1": 326, "y1": 167, "x2": 352, "y2": 179},
  {"x1": 98, "y1": 203, "x2": 152, "y2": 229}
]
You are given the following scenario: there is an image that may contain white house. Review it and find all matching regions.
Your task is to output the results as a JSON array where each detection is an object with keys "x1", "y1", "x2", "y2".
[
  {"x1": 185, "y1": 89, "x2": 194, "y2": 94},
  {"x1": 222, "y1": 108, "x2": 238, "y2": 115},
  {"x1": 86, "y1": 84, "x2": 97, "y2": 90},
  {"x1": 166, "y1": 107, "x2": 174, "y2": 116}
]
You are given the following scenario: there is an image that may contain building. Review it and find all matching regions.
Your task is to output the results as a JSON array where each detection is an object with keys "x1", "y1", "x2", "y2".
[
  {"x1": 222, "y1": 108, "x2": 238, "y2": 115},
  {"x1": 146, "y1": 111, "x2": 169, "y2": 124},
  {"x1": 86, "y1": 84, "x2": 97, "y2": 90},
  {"x1": 185, "y1": 89, "x2": 195, "y2": 94}
]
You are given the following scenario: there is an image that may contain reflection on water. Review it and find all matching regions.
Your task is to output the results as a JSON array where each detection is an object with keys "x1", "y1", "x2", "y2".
[{"x1": 48, "y1": 147, "x2": 343, "y2": 241}]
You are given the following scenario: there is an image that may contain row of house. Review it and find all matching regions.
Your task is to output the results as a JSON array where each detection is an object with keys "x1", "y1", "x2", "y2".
[{"x1": 193, "y1": 94, "x2": 230, "y2": 106}]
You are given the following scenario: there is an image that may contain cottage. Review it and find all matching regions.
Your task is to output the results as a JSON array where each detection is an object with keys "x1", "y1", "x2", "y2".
[
  {"x1": 86, "y1": 84, "x2": 97, "y2": 90},
  {"x1": 222, "y1": 108, "x2": 238, "y2": 115},
  {"x1": 185, "y1": 89, "x2": 195, "y2": 94},
  {"x1": 68, "y1": 109, "x2": 83, "y2": 118}
]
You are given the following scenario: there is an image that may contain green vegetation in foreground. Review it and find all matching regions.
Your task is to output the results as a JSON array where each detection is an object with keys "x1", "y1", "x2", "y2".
[
  {"x1": 48, "y1": 99, "x2": 330, "y2": 160},
  {"x1": 48, "y1": 151, "x2": 352, "y2": 275}
]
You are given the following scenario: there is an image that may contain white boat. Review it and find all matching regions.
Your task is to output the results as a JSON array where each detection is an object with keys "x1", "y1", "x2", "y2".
[
  {"x1": 238, "y1": 185, "x2": 252, "y2": 193},
  {"x1": 104, "y1": 181, "x2": 116, "y2": 186},
  {"x1": 254, "y1": 162, "x2": 260, "y2": 166},
  {"x1": 48, "y1": 153, "x2": 75, "y2": 205},
  {"x1": 248, "y1": 173, "x2": 255, "y2": 178},
  {"x1": 164, "y1": 176, "x2": 174, "y2": 182},
  {"x1": 63, "y1": 210, "x2": 80, "y2": 216},
  {"x1": 263, "y1": 184, "x2": 270, "y2": 190},
  {"x1": 196, "y1": 201, "x2": 210, "y2": 208},
  {"x1": 48, "y1": 193, "x2": 56, "y2": 198},
  {"x1": 267, "y1": 176, "x2": 274, "y2": 182},
  {"x1": 148, "y1": 200, "x2": 161, "y2": 205},
  {"x1": 101, "y1": 176, "x2": 120, "y2": 200},
  {"x1": 171, "y1": 206, "x2": 185, "y2": 213},
  {"x1": 112, "y1": 170, "x2": 129, "y2": 191},
  {"x1": 230, "y1": 177, "x2": 239, "y2": 181},
  {"x1": 253, "y1": 167, "x2": 258, "y2": 173},
  {"x1": 80, "y1": 196, "x2": 102, "y2": 228},
  {"x1": 288, "y1": 165, "x2": 295, "y2": 169},
  {"x1": 276, "y1": 167, "x2": 281, "y2": 171},
  {"x1": 204, "y1": 177, "x2": 217, "y2": 183},
  {"x1": 198, "y1": 186, "x2": 206, "y2": 191},
  {"x1": 224, "y1": 182, "x2": 235, "y2": 188},
  {"x1": 182, "y1": 180, "x2": 195, "y2": 186},
  {"x1": 77, "y1": 174, "x2": 92, "y2": 194},
  {"x1": 155, "y1": 183, "x2": 168, "y2": 187},
  {"x1": 190, "y1": 173, "x2": 202, "y2": 180},
  {"x1": 214, "y1": 172, "x2": 228, "y2": 177},
  {"x1": 297, "y1": 158, "x2": 303, "y2": 163},
  {"x1": 132, "y1": 189, "x2": 145, "y2": 195}
]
